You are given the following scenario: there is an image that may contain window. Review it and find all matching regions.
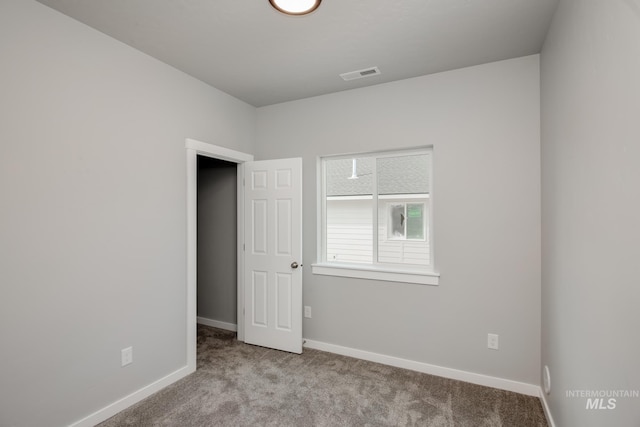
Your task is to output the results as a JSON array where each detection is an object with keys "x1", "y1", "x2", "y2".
[
  {"x1": 313, "y1": 148, "x2": 438, "y2": 285},
  {"x1": 387, "y1": 202, "x2": 425, "y2": 240}
]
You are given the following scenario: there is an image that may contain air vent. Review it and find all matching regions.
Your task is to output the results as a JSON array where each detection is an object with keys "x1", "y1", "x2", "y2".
[{"x1": 339, "y1": 67, "x2": 382, "y2": 81}]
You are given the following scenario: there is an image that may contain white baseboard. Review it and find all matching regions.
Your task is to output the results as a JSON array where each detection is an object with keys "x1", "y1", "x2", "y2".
[
  {"x1": 70, "y1": 318, "x2": 235, "y2": 426},
  {"x1": 197, "y1": 316, "x2": 237, "y2": 332},
  {"x1": 539, "y1": 388, "x2": 557, "y2": 427},
  {"x1": 303, "y1": 339, "x2": 540, "y2": 397},
  {"x1": 68, "y1": 332, "x2": 542, "y2": 426},
  {"x1": 69, "y1": 364, "x2": 193, "y2": 427}
]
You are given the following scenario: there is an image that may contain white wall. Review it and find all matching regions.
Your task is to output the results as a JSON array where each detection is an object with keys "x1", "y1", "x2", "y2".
[
  {"x1": 256, "y1": 55, "x2": 541, "y2": 386},
  {"x1": 541, "y1": 1, "x2": 640, "y2": 426},
  {"x1": 0, "y1": 1, "x2": 255, "y2": 426}
]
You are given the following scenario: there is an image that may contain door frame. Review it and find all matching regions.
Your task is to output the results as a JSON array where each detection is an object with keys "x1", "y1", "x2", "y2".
[{"x1": 185, "y1": 138, "x2": 253, "y2": 372}]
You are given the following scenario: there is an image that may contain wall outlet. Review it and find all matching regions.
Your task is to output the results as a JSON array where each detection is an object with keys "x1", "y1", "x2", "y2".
[
  {"x1": 487, "y1": 333, "x2": 499, "y2": 350},
  {"x1": 304, "y1": 306, "x2": 312, "y2": 318},
  {"x1": 121, "y1": 346, "x2": 133, "y2": 367}
]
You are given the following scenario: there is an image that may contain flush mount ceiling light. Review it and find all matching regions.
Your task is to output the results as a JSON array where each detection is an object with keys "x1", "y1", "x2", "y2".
[{"x1": 269, "y1": 0, "x2": 322, "y2": 15}]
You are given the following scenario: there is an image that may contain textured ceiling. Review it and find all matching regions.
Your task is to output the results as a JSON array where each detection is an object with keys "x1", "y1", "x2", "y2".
[{"x1": 36, "y1": 0, "x2": 559, "y2": 107}]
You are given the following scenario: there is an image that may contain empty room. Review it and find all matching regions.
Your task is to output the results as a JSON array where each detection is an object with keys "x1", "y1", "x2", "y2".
[{"x1": 1, "y1": 1, "x2": 638, "y2": 426}]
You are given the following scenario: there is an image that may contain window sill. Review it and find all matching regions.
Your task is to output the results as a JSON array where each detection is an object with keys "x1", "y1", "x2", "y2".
[{"x1": 311, "y1": 263, "x2": 439, "y2": 286}]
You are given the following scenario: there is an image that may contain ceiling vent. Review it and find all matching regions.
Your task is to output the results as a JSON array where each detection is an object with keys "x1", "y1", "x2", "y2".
[{"x1": 339, "y1": 67, "x2": 381, "y2": 81}]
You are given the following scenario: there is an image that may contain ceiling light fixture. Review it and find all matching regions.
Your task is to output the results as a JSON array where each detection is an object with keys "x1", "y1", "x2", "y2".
[{"x1": 269, "y1": 0, "x2": 322, "y2": 15}]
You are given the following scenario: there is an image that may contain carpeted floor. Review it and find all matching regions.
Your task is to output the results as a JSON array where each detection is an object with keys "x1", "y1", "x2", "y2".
[{"x1": 98, "y1": 325, "x2": 548, "y2": 426}]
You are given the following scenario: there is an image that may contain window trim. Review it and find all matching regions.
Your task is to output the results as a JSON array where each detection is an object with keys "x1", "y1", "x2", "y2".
[
  {"x1": 314, "y1": 147, "x2": 439, "y2": 285},
  {"x1": 311, "y1": 262, "x2": 440, "y2": 285}
]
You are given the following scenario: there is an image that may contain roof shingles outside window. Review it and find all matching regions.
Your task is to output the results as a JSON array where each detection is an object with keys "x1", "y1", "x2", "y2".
[{"x1": 326, "y1": 155, "x2": 429, "y2": 197}]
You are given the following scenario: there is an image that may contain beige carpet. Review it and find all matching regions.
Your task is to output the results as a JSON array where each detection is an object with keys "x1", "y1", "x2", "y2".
[{"x1": 98, "y1": 325, "x2": 548, "y2": 426}]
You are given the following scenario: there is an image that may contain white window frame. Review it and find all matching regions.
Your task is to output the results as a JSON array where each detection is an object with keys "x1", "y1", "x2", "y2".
[{"x1": 312, "y1": 147, "x2": 439, "y2": 285}]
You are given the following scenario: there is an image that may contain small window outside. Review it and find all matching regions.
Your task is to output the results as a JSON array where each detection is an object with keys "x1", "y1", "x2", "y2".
[
  {"x1": 319, "y1": 148, "x2": 434, "y2": 273},
  {"x1": 387, "y1": 202, "x2": 425, "y2": 240}
]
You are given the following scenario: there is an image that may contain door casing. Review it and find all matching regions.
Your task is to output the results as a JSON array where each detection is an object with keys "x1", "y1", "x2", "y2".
[{"x1": 185, "y1": 138, "x2": 253, "y2": 372}]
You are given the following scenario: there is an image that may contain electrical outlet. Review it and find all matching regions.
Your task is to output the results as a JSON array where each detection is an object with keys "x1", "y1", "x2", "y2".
[
  {"x1": 304, "y1": 306, "x2": 312, "y2": 318},
  {"x1": 487, "y1": 334, "x2": 499, "y2": 350},
  {"x1": 121, "y1": 346, "x2": 133, "y2": 367}
]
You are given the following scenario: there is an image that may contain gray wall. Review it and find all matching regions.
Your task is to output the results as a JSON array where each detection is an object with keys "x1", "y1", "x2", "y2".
[
  {"x1": 0, "y1": 1, "x2": 255, "y2": 426},
  {"x1": 255, "y1": 55, "x2": 542, "y2": 385},
  {"x1": 541, "y1": 1, "x2": 640, "y2": 426},
  {"x1": 197, "y1": 157, "x2": 237, "y2": 325},
  {"x1": 15, "y1": 1, "x2": 639, "y2": 424}
]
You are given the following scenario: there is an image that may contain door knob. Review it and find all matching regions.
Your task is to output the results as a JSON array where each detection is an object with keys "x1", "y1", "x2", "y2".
[{"x1": 291, "y1": 261, "x2": 299, "y2": 269}]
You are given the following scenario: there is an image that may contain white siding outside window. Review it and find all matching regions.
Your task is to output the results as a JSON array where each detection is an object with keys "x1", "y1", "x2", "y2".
[
  {"x1": 326, "y1": 198, "x2": 372, "y2": 263},
  {"x1": 325, "y1": 197, "x2": 429, "y2": 266},
  {"x1": 378, "y1": 198, "x2": 429, "y2": 265}
]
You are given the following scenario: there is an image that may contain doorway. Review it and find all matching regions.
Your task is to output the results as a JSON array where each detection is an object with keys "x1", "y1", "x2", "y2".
[
  {"x1": 185, "y1": 139, "x2": 303, "y2": 368},
  {"x1": 185, "y1": 139, "x2": 253, "y2": 372},
  {"x1": 196, "y1": 156, "x2": 238, "y2": 332}
]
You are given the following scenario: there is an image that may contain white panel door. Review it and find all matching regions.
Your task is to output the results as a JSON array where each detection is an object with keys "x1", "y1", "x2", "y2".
[{"x1": 244, "y1": 158, "x2": 302, "y2": 353}]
